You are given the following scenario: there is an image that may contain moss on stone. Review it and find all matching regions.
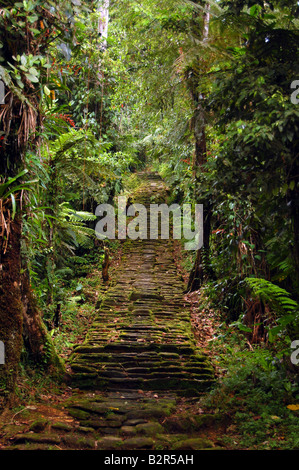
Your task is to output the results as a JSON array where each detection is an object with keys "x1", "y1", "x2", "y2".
[
  {"x1": 14, "y1": 433, "x2": 61, "y2": 445},
  {"x1": 29, "y1": 418, "x2": 48, "y2": 432},
  {"x1": 51, "y1": 422, "x2": 73, "y2": 432},
  {"x1": 122, "y1": 436, "x2": 154, "y2": 449},
  {"x1": 62, "y1": 435, "x2": 96, "y2": 449},
  {"x1": 97, "y1": 436, "x2": 123, "y2": 450},
  {"x1": 173, "y1": 437, "x2": 214, "y2": 450},
  {"x1": 135, "y1": 422, "x2": 164, "y2": 436}
]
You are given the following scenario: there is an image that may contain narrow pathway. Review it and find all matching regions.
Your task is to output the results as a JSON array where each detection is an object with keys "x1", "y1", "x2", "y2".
[
  {"x1": 71, "y1": 173, "x2": 214, "y2": 396},
  {"x1": 3, "y1": 173, "x2": 223, "y2": 451}
]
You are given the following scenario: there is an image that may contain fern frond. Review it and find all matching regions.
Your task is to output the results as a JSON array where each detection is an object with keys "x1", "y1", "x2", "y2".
[
  {"x1": 245, "y1": 277, "x2": 299, "y2": 341},
  {"x1": 245, "y1": 277, "x2": 298, "y2": 315},
  {"x1": 56, "y1": 202, "x2": 96, "y2": 251}
]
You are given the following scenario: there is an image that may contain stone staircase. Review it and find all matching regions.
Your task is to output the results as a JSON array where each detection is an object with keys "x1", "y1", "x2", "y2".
[
  {"x1": 70, "y1": 173, "x2": 214, "y2": 396},
  {"x1": 1, "y1": 173, "x2": 222, "y2": 451}
]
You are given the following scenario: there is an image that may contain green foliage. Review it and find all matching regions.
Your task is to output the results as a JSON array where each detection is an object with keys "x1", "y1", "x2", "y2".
[
  {"x1": 203, "y1": 325, "x2": 299, "y2": 449},
  {"x1": 245, "y1": 278, "x2": 298, "y2": 315},
  {"x1": 55, "y1": 203, "x2": 96, "y2": 253},
  {"x1": 245, "y1": 277, "x2": 299, "y2": 341},
  {"x1": 0, "y1": 0, "x2": 298, "y2": 430},
  {"x1": 0, "y1": 169, "x2": 37, "y2": 219},
  {"x1": 203, "y1": 277, "x2": 246, "y2": 322}
]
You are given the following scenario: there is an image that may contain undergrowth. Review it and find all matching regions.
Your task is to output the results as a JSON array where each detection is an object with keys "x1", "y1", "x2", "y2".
[{"x1": 202, "y1": 321, "x2": 299, "y2": 450}]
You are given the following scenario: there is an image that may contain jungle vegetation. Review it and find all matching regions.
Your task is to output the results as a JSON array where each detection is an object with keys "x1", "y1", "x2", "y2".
[{"x1": 0, "y1": 0, "x2": 298, "y2": 449}]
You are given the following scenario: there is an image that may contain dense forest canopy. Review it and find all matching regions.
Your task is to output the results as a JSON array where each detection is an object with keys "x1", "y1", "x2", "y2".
[{"x1": 0, "y1": 0, "x2": 298, "y2": 451}]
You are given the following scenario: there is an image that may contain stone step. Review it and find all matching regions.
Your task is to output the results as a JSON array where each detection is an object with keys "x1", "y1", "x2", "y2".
[
  {"x1": 71, "y1": 373, "x2": 214, "y2": 394},
  {"x1": 71, "y1": 361, "x2": 213, "y2": 376},
  {"x1": 70, "y1": 175, "x2": 214, "y2": 398},
  {"x1": 71, "y1": 352, "x2": 211, "y2": 367}
]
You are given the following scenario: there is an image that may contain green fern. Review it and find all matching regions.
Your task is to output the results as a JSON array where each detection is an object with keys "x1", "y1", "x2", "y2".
[
  {"x1": 245, "y1": 277, "x2": 299, "y2": 341},
  {"x1": 56, "y1": 202, "x2": 96, "y2": 253},
  {"x1": 45, "y1": 129, "x2": 117, "y2": 204}
]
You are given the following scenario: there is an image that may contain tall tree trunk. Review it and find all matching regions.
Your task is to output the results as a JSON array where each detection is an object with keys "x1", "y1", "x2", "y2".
[
  {"x1": 186, "y1": 82, "x2": 214, "y2": 291},
  {"x1": 0, "y1": 216, "x2": 23, "y2": 402},
  {"x1": 0, "y1": 51, "x2": 46, "y2": 403},
  {"x1": 186, "y1": 1, "x2": 214, "y2": 292},
  {"x1": 96, "y1": 0, "x2": 110, "y2": 139},
  {"x1": 97, "y1": 0, "x2": 110, "y2": 50},
  {"x1": 0, "y1": 0, "x2": 78, "y2": 404},
  {"x1": 187, "y1": 198, "x2": 213, "y2": 291},
  {"x1": 0, "y1": 85, "x2": 27, "y2": 403},
  {"x1": 287, "y1": 159, "x2": 299, "y2": 293}
]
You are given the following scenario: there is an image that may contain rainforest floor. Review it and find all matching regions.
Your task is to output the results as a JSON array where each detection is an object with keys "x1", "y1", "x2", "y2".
[{"x1": 0, "y1": 171, "x2": 298, "y2": 453}]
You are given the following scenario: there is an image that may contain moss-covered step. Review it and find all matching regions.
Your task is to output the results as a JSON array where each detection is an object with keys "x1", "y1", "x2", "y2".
[{"x1": 69, "y1": 173, "x2": 214, "y2": 397}]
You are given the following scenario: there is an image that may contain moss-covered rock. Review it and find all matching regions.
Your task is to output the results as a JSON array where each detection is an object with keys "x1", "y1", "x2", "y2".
[
  {"x1": 29, "y1": 418, "x2": 49, "y2": 432},
  {"x1": 96, "y1": 436, "x2": 123, "y2": 450},
  {"x1": 122, "y1": 436, "x2": 154, "y2": 449},
  {"x1": 13, "y1": 433, "x2": 61, "y2": 445},
  {"x1": 62, "y1": 435, "x2": 96, "y2": 449},
  {"x1": 135, "y1": 422, "x2": 164, "y2": 436},
  {"x1": 51, "y1": 422, "x2": 73, "y2": 432},
  {"x1": 120, "y1": 425, "x2": 137, "y2": 436},
  {"x1": 173, "y1": 437, "x2": 214, "y2": 450}
]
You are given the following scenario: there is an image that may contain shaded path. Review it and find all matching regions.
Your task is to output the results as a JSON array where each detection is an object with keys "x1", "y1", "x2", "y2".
[
  {"x1": 3, "y1": 173, "x2": 222, "y2": 451},
  {"x1": 71, "y1": 173, "x2": 214, "y2": 396}
]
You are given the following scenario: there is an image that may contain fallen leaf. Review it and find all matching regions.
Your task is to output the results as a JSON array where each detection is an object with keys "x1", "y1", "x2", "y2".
[{"x1": 287, "y1": 404, "x2": 299, "y2": 411}]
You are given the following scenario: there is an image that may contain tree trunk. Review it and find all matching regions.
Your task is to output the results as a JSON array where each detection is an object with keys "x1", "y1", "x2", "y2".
[
  {"x1": 0, "y1": 216, "x2": 23, "y2": 402},
  {"x1": 186, "y1": 1, "x2": 214, "y2": 292},
  {"x1": 0, "y1": 0, "x2": 74, "y2": 403},
  {"x1": 102, "y1": 246, "x2": 110, "y2": 282},
  {"x1": 187, "y1": 199, "x2": 213, "y2": 291},
  {"x1": 287, "y1": 160, "x2": 299, "y2": 294},
  {"x1": 186, "y1": 93, "x2": 214, "y2": 290},
  {"x1": 97, "y1": 0, "x2": 110, "y2": 50}
]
